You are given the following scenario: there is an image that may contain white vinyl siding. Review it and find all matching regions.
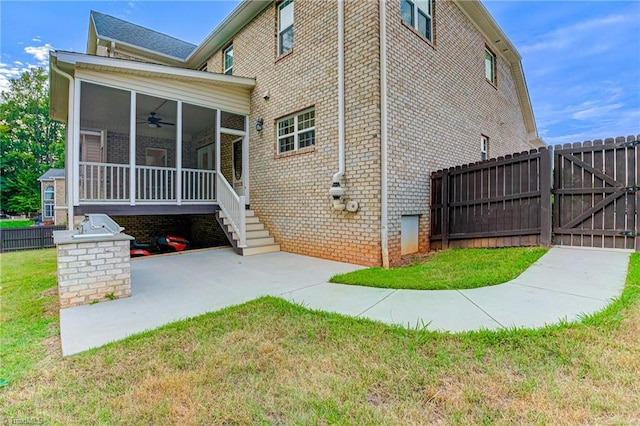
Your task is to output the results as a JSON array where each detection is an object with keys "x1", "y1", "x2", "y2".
[
  {"x1": 75, "y1": 69, "x2": 252, "y2": 116},
  {"x1": 277, "y1": 108, "x2": 315, "y2": 154}
]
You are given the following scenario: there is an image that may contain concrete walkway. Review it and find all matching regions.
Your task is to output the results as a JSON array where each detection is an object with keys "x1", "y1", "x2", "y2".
[{"x1": 60, "y1": 246, "x2": 631, "y2": 356}]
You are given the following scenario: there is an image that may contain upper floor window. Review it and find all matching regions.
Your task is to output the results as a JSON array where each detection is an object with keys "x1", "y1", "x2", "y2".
[
  {"x1": 481, "y1": 135, "x2": 489, "y2": 161},
  {"x1": 278, "y1": 0, "x2": 294, "y2": 55},
  {"x1": 277, "y1": 108, "x2": 315, "y2": 154},
  {"x1": 485, "y1": 47, "x2": 496, "y2": 85},
  {"x1": 401, "y1": 0, "x2": 433, "y2": 42},
  {"x1": 44, "y1": 186, "x2": 54, "y2": 201},
  {"x1": 223, "y1": 45, "x2": 233, "y2": 75}
]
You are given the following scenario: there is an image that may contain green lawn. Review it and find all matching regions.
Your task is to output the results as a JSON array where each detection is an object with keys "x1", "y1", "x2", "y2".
[
  {"x1": 330, "y1": 247, "x2": 548, "y2": 290},
  {"x1": 1, "y1": 249, "x2": 639, "y2": 424},
  {"x1": 0, "y1": 219, "x2": 33, "y2": 229}
]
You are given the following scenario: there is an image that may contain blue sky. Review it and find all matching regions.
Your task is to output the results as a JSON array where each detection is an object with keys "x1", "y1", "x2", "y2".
[{"x1": 1, "y1": 0, "x2": 638, "y2": 145}]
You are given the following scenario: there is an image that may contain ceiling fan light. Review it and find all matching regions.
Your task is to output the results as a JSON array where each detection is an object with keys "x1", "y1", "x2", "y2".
[{"x1": 147, "y1": 123, "x2": 157, "y2": 128}]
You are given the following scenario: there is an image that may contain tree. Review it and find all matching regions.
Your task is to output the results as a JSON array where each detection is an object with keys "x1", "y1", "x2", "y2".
[{"x1": 0, "y1": 67, "x2": 65, "y2": 214}]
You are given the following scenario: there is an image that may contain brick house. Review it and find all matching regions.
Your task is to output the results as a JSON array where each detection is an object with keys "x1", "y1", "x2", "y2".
[
  {"x1": 37, "y1": 168, "x2": 67, "y2": 226},
  {"x1": 49, "y1": 0, "x2": 543, "y2": 267}
]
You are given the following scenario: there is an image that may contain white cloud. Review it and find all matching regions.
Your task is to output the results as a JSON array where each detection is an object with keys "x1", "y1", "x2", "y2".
[
  {"x1": 0, "y1": 64, "x2": 29, "y2": 94},
  {"x1": 24, "y1": 44, "x2": 53, "y2": 66},
  {"x1": 571, "y1": 103, "x2": 623, "y2": 120},
  {"x1": 14, "y1": 61, "x2": 23, "y2": 66},
  {"x1": 521, "y1": 14, "x2": 629, "y2": 54},
  {"x1": 32, "y1": 36, "x2": 41, "y2": 42}
]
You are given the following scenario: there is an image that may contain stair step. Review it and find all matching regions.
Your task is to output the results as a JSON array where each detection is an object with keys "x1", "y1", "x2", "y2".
[
  {"x1": 245, "y1": 236, "x2": 275, "y2": 247},
  {"x1": 233, "y1": 229, "x2": 270, "y2": 240},
  {"x1": 246, "y1": 223, "x2": 265, "y2": 231},
  {"x1": 241, "y1": 244, "x2": 280, "y2": 256},
  {"x1": 219, "y1": 209, "x2": 255, "y2": 219},
  {"x1": 223, "y1": 216, "x2": 260, "y2": 225}
]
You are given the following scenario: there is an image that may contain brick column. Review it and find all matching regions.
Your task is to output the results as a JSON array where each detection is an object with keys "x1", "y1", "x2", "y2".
[{"x1": 54, "y1": 231, "x2": 133, "y2": 308}]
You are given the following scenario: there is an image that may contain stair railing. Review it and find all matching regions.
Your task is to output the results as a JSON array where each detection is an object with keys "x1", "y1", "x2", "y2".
[{"x1": 216, "y1": 172, "x2": 246, "y2": 247}]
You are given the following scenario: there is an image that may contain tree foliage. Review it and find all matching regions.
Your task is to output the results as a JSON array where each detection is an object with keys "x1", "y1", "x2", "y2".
[{"x1": 0, "y1": 67, "x2": 65, "y2": 214}]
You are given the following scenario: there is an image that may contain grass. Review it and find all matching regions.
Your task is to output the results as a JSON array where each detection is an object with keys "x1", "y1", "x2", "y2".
[
  {"x1": 0, "y1": 219, "x2": 33, "y2": 229},
  {"x1": 1, "y1": 249, "x2": 639, "y2": 424},
  {"x1": 330, "y1": 247, "x2": 549, "y2": 290}
]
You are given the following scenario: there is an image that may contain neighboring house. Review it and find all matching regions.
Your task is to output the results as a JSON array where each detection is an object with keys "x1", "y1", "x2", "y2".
[
  {"x1": 37, "y1": 168, "x2": 67, "y2": 226},
  {"x1": 49, "y1": 1, "x2": 544, "y2": 267}
]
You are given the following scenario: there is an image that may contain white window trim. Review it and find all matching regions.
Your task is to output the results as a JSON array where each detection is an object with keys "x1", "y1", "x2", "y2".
[
  {"x1": 485, "y1": 47, "x2": 496, "y2": 85},
  {"x1": 481, "y1": 135, "x2": 489, "y2": 161},
  {"x1": 278, "y1": 0, "x2": 294, "y2": 55},
  {"x1": 44, "y1": 185, "x2": 55, "y2": 201},
  {"x1": 223, "y1": 45, "x2": 233, "y2": 75},
  {"x1": 277, "y1": 108, "x2": 315, "y2": 154},
  {"x1": 401, "y1": 0, "x2": 433, "y2": 42}
]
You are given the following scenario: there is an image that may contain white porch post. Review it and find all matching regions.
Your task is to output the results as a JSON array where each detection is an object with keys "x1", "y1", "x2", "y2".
[
  {"x1": 72, "y1": 78, "x2": 81, "y2": 209},
  {"x1": 243, "y1": 115, "x2": 250, "y2": 205},
  {"x1": 129, "y1": 91, "x2": 136, "y2": 205},
  {"x1": 215, "y1": 109, "x2": 221, "y2": 194},
  {"x1": 176, "y1": 101, "x2": 182, "y2": 205}
]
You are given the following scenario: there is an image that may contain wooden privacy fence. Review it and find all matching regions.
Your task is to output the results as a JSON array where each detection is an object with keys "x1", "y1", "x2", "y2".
[
  {"x1": 430, "y1": 148, "x2": 552, "y2": 249},
  {"x1": 0, "y1": 226, "x2": 67, "y2": 253},
  {"x1": 431, "y1": 136, "x2": 639, "y2": 250}
]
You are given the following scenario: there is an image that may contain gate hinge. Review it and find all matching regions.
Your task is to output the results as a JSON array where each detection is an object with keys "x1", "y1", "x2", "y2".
[
  {"x1": 620, "y1": 139, "x2": 640, "y2": 148},
  {"x1": 619, "y1": 230, "x2": 640, "y2": 237},
  {"x1": 623, "y1": 186, "x2": 640, "y2": 192}
]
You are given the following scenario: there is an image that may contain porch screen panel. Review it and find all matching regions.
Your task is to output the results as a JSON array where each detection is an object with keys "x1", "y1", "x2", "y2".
[
  {"x1": 182, "y1": 103, "x2": 217, "y2": 202},
  {"x1": 135, "y1": 94, "x2": 177, "y2": 202},
  {"x1": 79, "y1": 82, "x2": 130, "y2": 202}
]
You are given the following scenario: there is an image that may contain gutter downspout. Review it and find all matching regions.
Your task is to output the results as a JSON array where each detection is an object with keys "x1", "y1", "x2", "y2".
[
  {"x1": 330, "y1": 0, "x2": 347, "y2": 210},
  {"x1": 51, "y1": 56, "x2": 75, "y2": 231},
  {"x1": 379, "y1": 0, "x2": 390, "y2": 268}
]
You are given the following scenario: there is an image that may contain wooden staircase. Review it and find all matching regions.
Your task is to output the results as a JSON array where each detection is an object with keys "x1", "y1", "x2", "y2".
[{"x1": 216, "y1": 209, "x2": 280, "y2": 256}]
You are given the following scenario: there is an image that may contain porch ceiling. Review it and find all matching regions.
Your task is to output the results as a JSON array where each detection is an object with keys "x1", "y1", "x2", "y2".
[{"x1": 50, "y1": 51, "x2": 255, "y2": 122}]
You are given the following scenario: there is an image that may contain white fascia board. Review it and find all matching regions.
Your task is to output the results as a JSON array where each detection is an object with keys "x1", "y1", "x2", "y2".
[
  {"x1": 186, "y1": 0, "x2": 272, "y2": 68},
  {"x1": 95, "y1": 35, "x2": 189, "y2": 64},
  {"x1": 54, "y1": 51, "x2": 256, "y2": 90}
]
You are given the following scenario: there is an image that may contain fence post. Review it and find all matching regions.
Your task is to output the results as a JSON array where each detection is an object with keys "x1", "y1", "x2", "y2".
[
  {"x1": 539, "y1": 147, "x2": 552, "y2": 246},
  {"x1": 442, "y1": 169, "x2": 449, "y2": 249}
]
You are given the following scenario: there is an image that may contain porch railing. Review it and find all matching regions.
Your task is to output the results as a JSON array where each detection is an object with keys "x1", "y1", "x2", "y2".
[
  {"x1": 136, "y1": 166, "x2": 176, "y2": 202},
  {"x1": 216, "y1": 172, "x2": 246, "y2": 247},
  {"x1": 182, "y1": 168, "x2": 216, "y2": 201},
  {"x1": 79, "y1": 162, "x2": 130, "y2": 201},
  {"x1": 79, "y1": 162, "x2": 216, "y2": 204}
]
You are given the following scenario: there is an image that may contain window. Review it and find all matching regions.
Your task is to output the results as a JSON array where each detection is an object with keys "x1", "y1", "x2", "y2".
[
  {"x1": 145, "y1": 148, "x2": 167, "y2": 167},
  {"x1": 485, "y1": 47, "x2": 496, "y2": 84},
  {"x1": 44, "y1": 186, "x2": 54, "y2": 218},
  {"x1": 401, "y1": 0, "x2": 433, "y2": 42},
  {"x1": 223, "y1": 45, "x2": 233, "y2": 75},
  {"x1": 44, "y1": 186, "x2": 54, "y2": 201},
  {"x1": 277, "y1": 108, "x2": 315, "y2": 154},
  {"x1": 481, "y1": 135, "x2": 489, "y2": 161},
  {"x1": 278, "y1": 0, "x2": 294, "y2": 55}
]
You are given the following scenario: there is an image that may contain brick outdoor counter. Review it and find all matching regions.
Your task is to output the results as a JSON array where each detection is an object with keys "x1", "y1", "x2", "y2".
[{"x1": 53, "y1": 230, "x2": 133, "y2": 308}]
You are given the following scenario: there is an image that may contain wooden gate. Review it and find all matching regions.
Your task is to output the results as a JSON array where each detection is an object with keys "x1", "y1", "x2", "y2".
[{"x1": 553, "y1": 138, "x2": 639, "y2": 250}]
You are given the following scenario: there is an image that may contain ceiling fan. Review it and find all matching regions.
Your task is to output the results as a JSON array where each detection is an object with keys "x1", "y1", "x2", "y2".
[{"x1": 138, "y1": 112, "x2": 175, "y2": 128}]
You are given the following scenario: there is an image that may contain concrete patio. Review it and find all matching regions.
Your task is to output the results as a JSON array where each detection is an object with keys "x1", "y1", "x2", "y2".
[{"x1": 60, "y1": 246, "x2": 631, "y2": 356}]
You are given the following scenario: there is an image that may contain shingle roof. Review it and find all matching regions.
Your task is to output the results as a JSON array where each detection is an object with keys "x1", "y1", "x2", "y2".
[
  {"x1": 90, "y1": 10, "x2": 196, "y2": 61},
  {"x1": 38, "y1": 168, "x2": 65, "y2": 181}
]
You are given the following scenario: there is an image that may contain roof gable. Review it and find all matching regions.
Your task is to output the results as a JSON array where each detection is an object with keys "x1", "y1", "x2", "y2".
[
  {"x1": 38, "y1": 168, "x2": 65, "y2": 181},
  {"x1": 90, "y1": 10, "x2": 196, "y2": 61}
]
